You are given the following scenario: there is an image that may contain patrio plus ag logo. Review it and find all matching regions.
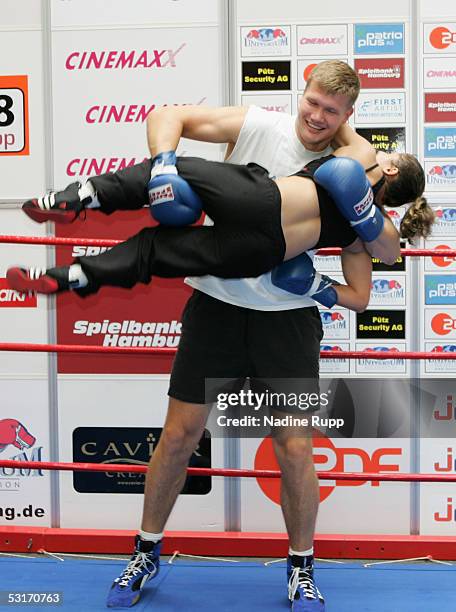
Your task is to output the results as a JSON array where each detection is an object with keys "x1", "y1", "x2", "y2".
[{"x1": 254, "y1": 433, "x2": 402, "y2": 504}]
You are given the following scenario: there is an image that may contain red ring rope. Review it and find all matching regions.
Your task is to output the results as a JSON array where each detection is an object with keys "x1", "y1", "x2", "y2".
[
  {"x1": 0, "y1": 343, "x2": 454, "y2": 359},
  {"x1": 0, "y1": 459, "x2": 454, "y2": 482},
  {"x1": 1, "y1": 235, "x2": 455, "y2": 257}
]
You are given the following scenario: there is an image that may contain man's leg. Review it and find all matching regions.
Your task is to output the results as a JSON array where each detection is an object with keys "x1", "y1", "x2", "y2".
[
  {"x1": 272, "y1": 424, "x2": 324, "y2": 611},
  {"x1": 271, "y1": 430, "x2": 318, "y2": 552},
  {"x1": 140, "y1": 397, "x2": 211, "y2": 532},
  {"x1": 106, "y1": 397, "x2": 210, "y2": 608}
]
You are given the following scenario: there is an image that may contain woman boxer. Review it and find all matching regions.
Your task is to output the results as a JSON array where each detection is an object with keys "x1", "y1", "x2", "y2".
[{"x1": 7, "y1": 144, "x2": 433, "y2": 310}]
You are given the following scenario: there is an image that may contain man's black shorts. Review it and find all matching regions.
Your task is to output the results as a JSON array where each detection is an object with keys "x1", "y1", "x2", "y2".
[{"x1": 169, "y1": 290, "x2": 323, "y2": 409}]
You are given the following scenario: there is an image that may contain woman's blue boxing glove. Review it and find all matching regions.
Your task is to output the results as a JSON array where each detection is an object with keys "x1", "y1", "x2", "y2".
[
  {"x1": 271, "y1": 253, "x2": 340, "y2": 308},
  {"x1": 314, "y1": 157, "x2": 384, "y2": 242}
]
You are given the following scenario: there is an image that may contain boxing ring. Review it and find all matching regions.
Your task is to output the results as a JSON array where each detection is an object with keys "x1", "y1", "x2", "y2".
[{"x1": 1, "y1": 236, "x2": 456, "y2": 611}]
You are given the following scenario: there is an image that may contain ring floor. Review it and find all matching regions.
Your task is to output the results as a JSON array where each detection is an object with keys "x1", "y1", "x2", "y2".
[{"x1": 1, "y1": 556, "x2": 455, "y2": 611}]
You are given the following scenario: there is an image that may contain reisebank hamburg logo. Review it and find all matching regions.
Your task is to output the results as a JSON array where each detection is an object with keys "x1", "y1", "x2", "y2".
[{"x1": 354, "y1": 23, "x2": 404, "y2": 54}]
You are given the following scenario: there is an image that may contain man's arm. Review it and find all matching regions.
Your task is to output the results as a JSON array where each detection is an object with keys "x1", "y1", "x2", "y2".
[
  {"x1": 333, "y1": 241, "x2": 372, "y2": 313},
  {"x1": 146, "y1": 105, "x2": 248, "y2": 158}
]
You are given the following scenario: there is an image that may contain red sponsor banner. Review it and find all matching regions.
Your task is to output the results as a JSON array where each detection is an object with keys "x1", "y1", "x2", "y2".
[
  {"x1": 354, "y1": 58, "x2": 404, "y2": 89},
  {"x1": 55, "y1": 210, "x2": 192, "y2": 374},
  {"x1": 0, "y1": 279, "x2": 36, "y2": 308},
  {"x1": 425, "y1": 92, "x2": 456, "y2": 123}
]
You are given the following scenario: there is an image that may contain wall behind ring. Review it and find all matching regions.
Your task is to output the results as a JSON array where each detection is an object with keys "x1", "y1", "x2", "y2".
[{"x1": 1, "y1": 0, "x2": 456, "y2": 540}]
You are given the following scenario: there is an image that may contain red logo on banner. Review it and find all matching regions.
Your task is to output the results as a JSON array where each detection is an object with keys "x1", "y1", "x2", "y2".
[
  {"x1": 303, "y1": 63, "x2": 318, "y2": 82},
  {"x1": 432, "y1": 312, "x2": 456, "y2": 335},
  {"x1": 431, "y1": 245, "x2": 456, "y2": 268},
  {"x1": 254, "y1": 434, "x2": 401, "y2": 504},
  {"x1": 425, "y1": 93, "x2": 456, "y2": 122},
  {"x1": 0, "y1": 279, "x2": 36, "y2": 307},
  {"x1": 429, "y1": 26, "x2": 456, "y2": 50},
  {"x1": 0, "y1": 419, "x2": 36, "y2": 452},
  {"x1": 354, "y1": 58, "x2": 404, "y2": 89}
]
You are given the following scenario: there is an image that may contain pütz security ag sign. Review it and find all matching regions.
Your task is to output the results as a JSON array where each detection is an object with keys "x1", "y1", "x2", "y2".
[{"x1": 242, "y1": 61, "x2": 291, "y2": 91}]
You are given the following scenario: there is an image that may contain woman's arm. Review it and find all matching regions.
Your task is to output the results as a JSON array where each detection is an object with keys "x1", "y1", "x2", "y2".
[
  {"x1": 361, "y1": 216, "x2": 401, "y2": 265},
  {"x1": 333, "y1": 241, "x2": 372, "y2": 312}
]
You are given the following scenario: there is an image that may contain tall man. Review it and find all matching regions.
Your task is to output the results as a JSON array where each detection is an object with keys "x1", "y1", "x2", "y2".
[{"x1": 106, "y1": 60, "x2": 367, "y2": 611}]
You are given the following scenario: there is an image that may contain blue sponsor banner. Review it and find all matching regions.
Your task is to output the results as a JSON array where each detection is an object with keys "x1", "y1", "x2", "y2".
[
  {"x1": 354, "y1": 23, "x2": 404, "y2": 55},
  {"x1": 425, "y1": 128, "x2": 456, "y2": 158},
  {"x1": 425, "y1": 275, "x2": 456, "y2": 304}
]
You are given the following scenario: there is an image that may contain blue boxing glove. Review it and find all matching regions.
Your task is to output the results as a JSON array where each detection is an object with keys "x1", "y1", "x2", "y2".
[
  {"x1": 148, "y1": 151, "x2": 202, "y2": 226},
  {"x1": 314, "y1": 156, "x2": 384, "y2": 242},
  {"x1": 271, "y1": 252, "x2": 340, "y2": 308}
]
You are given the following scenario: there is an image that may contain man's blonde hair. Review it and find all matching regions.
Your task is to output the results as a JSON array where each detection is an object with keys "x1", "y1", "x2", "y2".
[{"x1": 305, "y1": 60, "x2": 360, "y2": 107}]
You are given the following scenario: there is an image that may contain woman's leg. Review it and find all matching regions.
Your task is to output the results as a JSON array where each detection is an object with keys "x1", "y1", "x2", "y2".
[
  {"x1": 75, "y1": 225, "x2": 222, "y2": 295},
  {"x1": 89, "y1": 159, "x2": 152, "y2": 213}
]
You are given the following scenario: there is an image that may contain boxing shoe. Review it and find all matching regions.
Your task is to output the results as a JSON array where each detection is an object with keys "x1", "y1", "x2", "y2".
[
  {"x1": 22, "y1": 182, "x2": 92, "y2": 224},
  {"x1": 6, "y1": 266, "x2": 71, "y2": 294},
  {"x1": 288, "y1": 555, "x2": 325, "y2": 611},
  {"x1": 106, "y1": 536, "x2": 162, "y2": 608}
]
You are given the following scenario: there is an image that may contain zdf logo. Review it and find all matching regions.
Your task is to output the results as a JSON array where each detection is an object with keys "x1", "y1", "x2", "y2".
[
  {"x1": 429, "y1": 26, "x2": 456, "y2": 50},
  {"x1": 431, "y1": 312, "x2": 456, "y2": 335},
  {"x1": 254, "y1": 432, "x2": 402, "y2": 504},
  {"x1": 431, "y1": 245, "x2": 456, "y2": 268}
]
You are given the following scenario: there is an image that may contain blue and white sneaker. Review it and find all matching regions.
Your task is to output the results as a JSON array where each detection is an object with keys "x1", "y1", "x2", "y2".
[
  {"x1": 106, "y1": 535, "x2": 162, "y2": 608},
  {"x1": 287, "y1": 555, "x2": 325, "y2": 611}
]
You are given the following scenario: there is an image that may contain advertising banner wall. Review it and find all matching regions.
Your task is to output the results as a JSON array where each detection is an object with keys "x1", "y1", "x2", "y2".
[{"x1": 0, "y1": 380, "x2": 51, "y2": 527}]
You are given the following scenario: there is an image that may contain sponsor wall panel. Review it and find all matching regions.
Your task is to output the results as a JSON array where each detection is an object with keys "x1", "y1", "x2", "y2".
[
  {"x1": 420, "y1": 1, "x2": 456, "y2": 20},
  {"x1": 424, "y1": 309, "x2": 456, "y2": 339},
  {"x1": 423, "y1": 23, "x2": 456, "y2": 54},
  {"x1": 423, "y1": 58, "x2": 456, "y2": 89},
  {"x1": 51, "y1": 27, "x2": 224, "y2": 187},
  {"x1": 355, "y1": 343, "x2": 407, "y2": 374},
  {"x1": 0, "y1": 210, "x2": 48, "y2": 376},
  {"x1": 424, "y1": 92, "x2": 456, "y2": 123},
  {"x1": 240, "y1": 94, "x2": 292, "y2": 114},
  {"x1": 355, "y1": 58, "x2": 405, "y2": 89},
  {"x1": 0, "y1": 31, "x2": 45, "y2": 198},
  {"x1": 425, "y1": 161, "x2": 456, "y2": 191},
  {"x1": 240, "y1": 26, "x2": 291, "y2": 58},
  {"x1": 424, "y1": 240, "x2": 456, "y2": 270},
  {"x1": 354, "y1": 23, "x2": 405, "y2": 55},
  {"x1": 240, "y1": 437, "x2": 410, "y2": 534},
  {"x1": 1, "y1": 1, "x2": 41, "y2": 28},
  {"x1": 296, "y1": 24, "x2": 348, "y2": 56},
  {"x1": 0, "y1": 379, "x2": 51, "y2": 527},
  {"x1": 236, "y1": 0, "x2": 410, "y2": 21},
  {"x1": 58, "y1": 379, "x2": 224, "y2": 530},
  {"x1": 55, "y1": 210, "x2": 191, "y2": 374},
  {"x1": 355, "y1": 92, "x2": 406, "y2": 124},
  {"x1": 419, "y1": 376, "x2": 456, "y2": 533},
  {"x1": 51, "y1": 0, "x2": 220, "y2": 28}
]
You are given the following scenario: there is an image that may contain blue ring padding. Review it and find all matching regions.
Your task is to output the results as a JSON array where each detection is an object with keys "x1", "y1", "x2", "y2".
[{"x1": 1, "y1": 558, "x2": 455, "y2": 611}]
